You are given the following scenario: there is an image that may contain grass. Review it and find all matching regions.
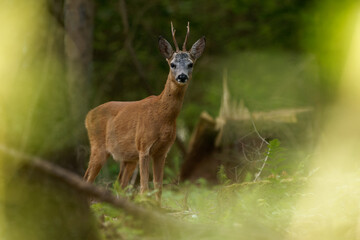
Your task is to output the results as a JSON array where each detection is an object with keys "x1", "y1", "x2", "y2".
[{"x1": 89, "y1": 171, "x2": 360, "y2": 240}]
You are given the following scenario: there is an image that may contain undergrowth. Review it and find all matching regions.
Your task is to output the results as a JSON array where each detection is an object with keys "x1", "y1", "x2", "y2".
[{"x1": 90, "y1": 171, "x2": 360, "y2": 240}]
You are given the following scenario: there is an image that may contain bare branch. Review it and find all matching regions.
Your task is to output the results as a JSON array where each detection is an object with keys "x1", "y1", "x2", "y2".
[
  {"x1": 240, "y1": 142, "x2": 251, "y2": 163},
  {"x1": 251, "y1": 119, "x2": 269, "y2": 145},
  {"x1": 118, "y1": 0, "x2": 153, "y2": 94},
  {"x1": 182, "y1": 22, "x2": 190, "y2": 51},
  {"x1": 250, "y1": 119, "x2": 270, "y2": 182},
  {"x1": 171, "y1": 21, "x2": 180, "y2": 52},
  {"x1": 0, "y1": 144, "x2": 222, "y2": 237},
  {"x1": 0, "y1": 144, "x2": 177, "y2": 228},
  {"x1": 253, "y1": 147, "x2": 271, "y2": 182}
]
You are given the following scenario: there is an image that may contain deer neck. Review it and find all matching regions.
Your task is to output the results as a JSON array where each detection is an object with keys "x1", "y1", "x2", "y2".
[{"x1": 158, "y1": 72, "x2": 188, "y2": 120}]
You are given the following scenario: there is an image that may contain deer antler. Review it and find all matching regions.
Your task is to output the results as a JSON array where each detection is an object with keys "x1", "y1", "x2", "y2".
[
  {"x1": 171, "y1": 21, "x2": 180, "y2": 52},
  {"x1": 182, "y1": 22, "x2": 190, "y2": 51}
]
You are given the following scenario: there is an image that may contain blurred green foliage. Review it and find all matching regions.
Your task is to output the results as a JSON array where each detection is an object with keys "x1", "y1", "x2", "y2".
[{"x1": 92, "y1": 171, "x2": 360, "y2": 240}]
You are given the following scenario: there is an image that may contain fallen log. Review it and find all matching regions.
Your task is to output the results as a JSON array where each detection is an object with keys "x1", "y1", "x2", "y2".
[{"x1": 180, "y1": 75, "x2": 313, "y2": 183}]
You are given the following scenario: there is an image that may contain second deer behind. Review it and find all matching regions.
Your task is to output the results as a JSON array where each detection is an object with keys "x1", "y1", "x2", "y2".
[{"x1": 83, "y1": 22, "x2": 206, "y2": 203}]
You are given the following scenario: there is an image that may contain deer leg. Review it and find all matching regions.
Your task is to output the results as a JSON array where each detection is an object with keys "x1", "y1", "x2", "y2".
[
  {"x1": 83, "y1": 147, "x2": 108, "y2": 183},
  {"x1": 119, "y1": 162, "x2": 137, "y2": 188},
  {"x1": 152, "y1": 155, "x2": 166, "y2": 203},
  {"x1": 139, "y1": 152, "x2": 150, "y2": 194},
  {"x1": 117, "y1": 161, "x2": 125, "y2": 183}
]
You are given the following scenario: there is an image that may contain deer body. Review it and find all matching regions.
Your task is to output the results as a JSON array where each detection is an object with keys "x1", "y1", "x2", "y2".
[{"x1": 84, "y1": 22, "x2": 205, "y2": 202}]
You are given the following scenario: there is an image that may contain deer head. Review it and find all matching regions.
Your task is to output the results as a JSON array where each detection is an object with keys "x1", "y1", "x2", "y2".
[{"x1": 158, "y1": 22, "x2": 206, "y2": 84}]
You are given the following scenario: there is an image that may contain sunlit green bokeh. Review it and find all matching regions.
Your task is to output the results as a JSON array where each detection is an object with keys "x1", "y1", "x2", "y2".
[{"x1": 0, "y1": 1, "x2": 98, "y2": 239}]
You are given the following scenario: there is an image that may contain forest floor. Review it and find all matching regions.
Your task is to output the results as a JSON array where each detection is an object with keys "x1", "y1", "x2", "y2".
[{"x1": 90, "y1": 172, "x2": 360, "y2": 240}]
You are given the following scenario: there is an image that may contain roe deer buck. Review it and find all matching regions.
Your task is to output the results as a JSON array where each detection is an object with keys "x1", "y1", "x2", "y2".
[{"x1": 83, "y1": 22, "x2": 205, "y2": 202}]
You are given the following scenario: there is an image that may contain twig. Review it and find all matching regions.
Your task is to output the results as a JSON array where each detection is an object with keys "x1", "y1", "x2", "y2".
[
  {"x1": 253, "y1": 147, "x2": 271, "y2": 182},
  {"x1": 240, "y1": 142, "x2": 251, "y2": 163},
  {"x1": 250, "y1": 119, "x2": 269, "y2": 145},
  {"x1": 94, "y1": 2, "x2": 154, "y2": 105},
  {"x1": 118, "y1": 0, "x2": 152, "y2": 95},
  {"x1": 250, "y1": 119, "x2": 270, "y2": 182}
]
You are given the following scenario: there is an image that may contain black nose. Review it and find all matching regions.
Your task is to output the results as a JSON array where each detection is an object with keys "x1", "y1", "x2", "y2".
[{"x1": 177, "y1": 73, "x2": 188, "y2": 83}]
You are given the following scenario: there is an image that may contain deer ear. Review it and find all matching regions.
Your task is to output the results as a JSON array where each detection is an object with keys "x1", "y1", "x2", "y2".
[
  {"x1": 190, "y1": 36, "x2": 206, "y2": 60},
  {"x1": 158, "y1": 36, "x2": 174, "y2": 59}
]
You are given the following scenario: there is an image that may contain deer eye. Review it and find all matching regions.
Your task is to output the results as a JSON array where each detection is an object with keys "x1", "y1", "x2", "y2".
[
  {"x1": 170, "y1": 63, "x2": 176, "y2": 69},
  {"x1": 188, "y1": 63, "x2": 193, "y2": 68}
]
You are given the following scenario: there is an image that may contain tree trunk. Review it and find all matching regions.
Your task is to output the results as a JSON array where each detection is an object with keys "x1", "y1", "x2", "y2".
[
  {"x1": 64, "y1": 0, "x2": 94, "y2": 123},
  {"x1": 64, "y1": 0, "x2": 94, "y2": 171},
  {"x1": 180, "y1": 112, "x2": 220, "y2": 183}
]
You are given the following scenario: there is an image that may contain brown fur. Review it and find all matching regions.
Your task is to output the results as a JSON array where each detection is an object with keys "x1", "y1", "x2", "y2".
[
  {"x1": 84, "y1": 23, "x2": 205, "y2": 203},
  {"x1": 83, "y1": 72, "x2": 188, "y2": 202}
]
